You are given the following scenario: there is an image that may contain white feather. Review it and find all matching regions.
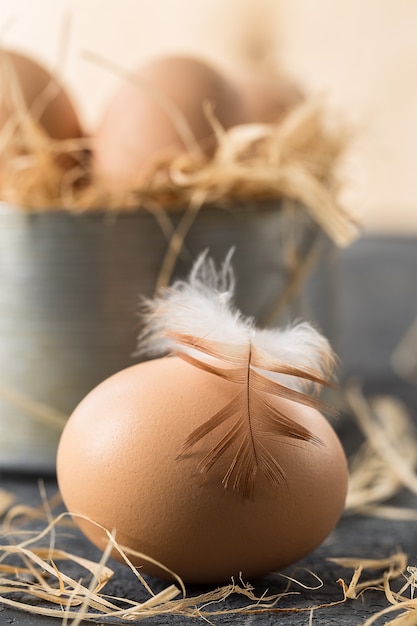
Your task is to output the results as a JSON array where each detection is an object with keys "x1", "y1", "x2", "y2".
[
  {"x1": 137, "y1": 250, "x2": 335, "y2": 391},
  {"x1": 137, "y1": 251, "x2": 336, "y2": 498}
]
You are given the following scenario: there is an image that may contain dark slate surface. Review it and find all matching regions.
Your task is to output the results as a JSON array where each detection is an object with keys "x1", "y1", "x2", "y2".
[{"x1": 1, "y1": 234, "x2": 417, "y2": 625}]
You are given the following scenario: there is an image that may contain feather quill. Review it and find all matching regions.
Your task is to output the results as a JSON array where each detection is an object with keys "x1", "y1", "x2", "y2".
[{"x1": 137, "y1": 251, "x2": 337, "y2": 498}]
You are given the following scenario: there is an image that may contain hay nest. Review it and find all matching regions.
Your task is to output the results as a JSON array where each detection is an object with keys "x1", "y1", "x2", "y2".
[{"x1": 0, "y1": 57, "x2": 359, "y2": 248}]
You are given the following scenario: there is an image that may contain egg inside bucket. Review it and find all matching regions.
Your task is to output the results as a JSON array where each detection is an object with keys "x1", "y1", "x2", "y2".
[
  {"x1": 93, "y1": 54, "x2": 249, "y2": 187},
  {"x1": 0, "y1": 48, "x2": 84, "y2": 170},
  {"x1": 57, "y1": 254, "x2": 348, "y2": 584}
]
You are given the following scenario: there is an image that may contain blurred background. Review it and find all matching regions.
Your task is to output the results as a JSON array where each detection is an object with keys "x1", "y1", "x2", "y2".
[{"x1": 1, "y1": 0, "x2": 416, "y2": 233}]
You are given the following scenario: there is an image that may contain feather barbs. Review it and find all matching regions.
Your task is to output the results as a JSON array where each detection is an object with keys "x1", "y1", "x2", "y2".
[{"x1": 137, "y1": 252, "x2": 337, "y2": 499}]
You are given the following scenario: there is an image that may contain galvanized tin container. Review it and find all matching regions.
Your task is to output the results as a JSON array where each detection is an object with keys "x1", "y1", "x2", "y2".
[{"x1": 0, "y1": 201, "x2": 338, "y2": 474}]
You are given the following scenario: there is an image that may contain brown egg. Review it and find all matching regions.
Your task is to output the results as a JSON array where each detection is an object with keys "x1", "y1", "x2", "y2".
[
  {"x1": 235, "y1": 70, "x2": 304, "y2": 123},
  {"x1": 57, "y1": 356, "x2": 348, "y2": 585},
  {"x1": 93, "y1": 55, "x2": 249, "y2": 186},
  {"x1": 0, "y1": 49, "x2": 83, "y2": 142}
]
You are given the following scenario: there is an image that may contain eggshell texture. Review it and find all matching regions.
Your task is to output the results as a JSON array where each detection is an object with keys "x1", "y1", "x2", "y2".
[
  {"x1": 93, "y1": 55, "x2": 249, "y2": 186},
  {"x1": 57, "y1": 356, "x2": 348, "y2": 584},
  {"x1": 0, "y1": 49, "x2": 83, "y2": 141}
]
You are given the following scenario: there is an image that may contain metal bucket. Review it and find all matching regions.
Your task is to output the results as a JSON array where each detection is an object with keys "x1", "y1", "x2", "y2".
[{"x1": 0, "y1": 201, "x2": 338, "y2": 474}]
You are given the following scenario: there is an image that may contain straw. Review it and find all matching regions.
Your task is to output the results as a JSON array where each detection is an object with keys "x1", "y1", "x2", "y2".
[{"x1": 0, "y1": 49, "x2": 359, "y2": 248}]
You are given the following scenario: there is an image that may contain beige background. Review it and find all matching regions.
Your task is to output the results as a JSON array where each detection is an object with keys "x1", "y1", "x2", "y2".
[{"x1": 1, "y1": 0, "x2": 416, "y2": 233}]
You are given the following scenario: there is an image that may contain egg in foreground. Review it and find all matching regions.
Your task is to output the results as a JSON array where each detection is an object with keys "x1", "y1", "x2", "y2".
[{"x1": 57, "y1": 355, "x2": 348, "y2": 584}]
